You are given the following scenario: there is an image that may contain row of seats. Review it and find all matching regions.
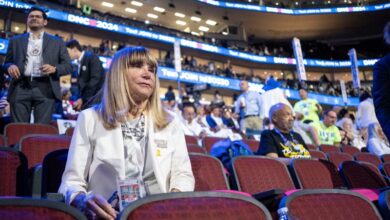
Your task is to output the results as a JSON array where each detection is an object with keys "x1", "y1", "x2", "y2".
[{"x1": 0, "y1": 189, "x2": 388, "y2": 219}]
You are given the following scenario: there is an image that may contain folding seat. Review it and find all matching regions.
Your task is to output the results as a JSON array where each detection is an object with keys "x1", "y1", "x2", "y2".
[
  {"x1": 119, "y1": 191, "x2": 272, "y2": 220},
  {"x1": 41, "y1": 149, "x2": 68, "y2": 199},
  {"x1": 0, "y1": 197, "x2": 86, "y2": 220},
  {"x1": 319, "y1": 144, "x2": 340, "y2": 153},
  {"x1": 305, "y1": 144, "x2": 317, "y2": 150},
  {"x1": 327, "y1": 151, "x2": 354, "y2": 169},
  {"x1": 379, "y1": 190, "x2": 390, "y2": 219},
  {"x1": 233, "y1": 156, "x2": 295, "y2": 195},
  {"x1": 290, "y1": 158, "x2": 344, "y2": 189},
  {"x1": 185, "y1": 135, "x2": 198, "y2": 146},
  {"x1": 242, "y1": 139, "x2": 260, "y2": 153},
  {"x1": 203, "y1": 136, "x2": 224, "y2": 153},
  {"x1": 382, "y1": 154, "x2": 390, "y2": 163},
  {"x1": 4, "y1": 123, "x2": 58, "y2": 147},
  {"x1": 279, "y1": 189, "x2": 382, "y2": 220},
  {"x1": 189, "y1": 153, "x2": 229, "y2": 191},
  {"x1": 308, "y1": 150, "x2": 326, "y2": 160},
  {"x1": 18, "y1": 134, "x2": 71, "y2": 169},
  {"x1": 187, "y1": 144, "x2": 207, "y2": 154},
  {"x1": 0, "y1": 134, "x2": 7, "y2": 147},
  {"x1": 355, "y1": 152, "x2": 382, "y2": 167},
  {"x1": 0, "y1": 147, "x2": 28, "y2": 196},
  {"x1": 341, "y1": 145, "x2": 361, "y2": 157},
  {"x1": 340, "y1": 161, "x2": 388, "y2": 189}
]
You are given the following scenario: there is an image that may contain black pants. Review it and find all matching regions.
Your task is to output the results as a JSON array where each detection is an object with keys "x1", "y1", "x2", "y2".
[{"x1": 10, "y1": 77, "x2": 55, "y2": 124}]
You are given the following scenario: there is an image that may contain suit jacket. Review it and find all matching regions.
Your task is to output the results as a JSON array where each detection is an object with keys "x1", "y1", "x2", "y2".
[
  {"x1": 4, "y1": 32, "x2": 72, "y2": 101},
  {"x1": 77, "y1": 51, "x2": 104, "y2": 106},
  {"x1": 373, "y1": 53, "x2": 390, "y2": 140},
  {"x1": 58, "y1": 108, "x2": 195, "y2": 204}
]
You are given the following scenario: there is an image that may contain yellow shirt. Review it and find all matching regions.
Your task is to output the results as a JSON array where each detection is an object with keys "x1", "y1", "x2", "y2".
[
  {"x1": 294, "y1": 98, "x2": 320, "y2": 122},
  {"x1": 312, "y1": 121, "x2": 341, "y2": 145}
]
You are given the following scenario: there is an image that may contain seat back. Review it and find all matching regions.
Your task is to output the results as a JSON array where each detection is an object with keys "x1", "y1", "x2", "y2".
[
  {"x1": 305, "y1": 144, "x2": 317, "y2": 150},
  {"x1": 19, "y1": 134, "x2": 71, "y2": 169},
  {"x1": 203, "y1": 136, "x2": 224, "y2": 153},
  {"x1": 279, "y1": 189, "x2": 382, "y2": 220},
  {"x1": 233, "y1": 156, "x2": 295, "y2": 194},
  {"x1": 242, "y1": 139, "x2": 260, "y2": 153},
  {"x1": 291, "y1": 159, "x2": 343, "y2": 189},
  {"x1": 340, "y1": 161, "x2": 388, "y2": 189},
  {"x1": 327, "y1": 152, "x2": 354, "y2": 169},
  {"x1": 319, "y1": 144, "x2": 340, "y2": 153},
  {"x1": 41, "y1": 149, "x2": 69, "y2": 197},
  {"x1": 187, "y1": 144, "x2": 207, "y2": 154},
  {"x1": 0, "y1": 147, "x2": 28, "y2": 196},
  {"x1": 4, "y1": 123, "x2": 58, "y2": 147},
  {"x1": 189, "y1": 153, "x2": 229, "y2": 191},
  {"x1": 65, "y1": 127, "x2": 75, "y2": 137},
  {"x1": 185, "y1": 135, "x2": 198, "y2": 146},
  {"x1": 308, "y1": 150, "x2": 326, "y2": 160},
  {"x1": 341, "y1": 145, "x2": 361, "y2": 156},
  {"x1": 0, "y1": 197, "x2": 86, "y2": 220},
  {"x1": 382, "y1": 154, "x2": 390, "y2": 163},
  {"x1": 119, "y1": 191, "x2": 272, "y2": 220},
  {"x1": 355, "y1": 153, "x2": 382, "y2": 167},
  {"x1": 0, "y1": 134, "x2": 7, "y2": 147}
]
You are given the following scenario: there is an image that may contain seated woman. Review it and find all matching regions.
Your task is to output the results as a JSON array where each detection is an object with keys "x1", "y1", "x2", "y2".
[
  {"x1": 367, "y1": 122, "x2": 390, "y2": 156},
  {"x1": 59, "y1": 47, "x2": 195, "y2": 219}
]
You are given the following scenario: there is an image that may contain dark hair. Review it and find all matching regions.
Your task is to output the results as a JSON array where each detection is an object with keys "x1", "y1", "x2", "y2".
[
  {"x1": 182, "y1": 103, "x2": 196, "y2": 113},
  {"x1": 359, "y1": 91, "x2": 371, "y2": 102},
  {"x1": 65, "y1": 39, "x2": 83, "y2": 52},
  {"x1": 27, "y1": 7, "x2": 48, "y2": 20},
  {"x1": 323, "y1": 110, "x2": 335, "y2": 117}
]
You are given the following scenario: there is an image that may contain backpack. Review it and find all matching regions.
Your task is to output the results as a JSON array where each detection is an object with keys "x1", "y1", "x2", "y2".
[{"x1": 210, "y1": 138, "x2": 253, "y2": 170}]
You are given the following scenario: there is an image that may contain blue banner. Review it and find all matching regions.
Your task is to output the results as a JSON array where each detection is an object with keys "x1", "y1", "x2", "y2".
[
  {"x1": 197, "y1": 0, "x2": 390, "y2": 15},
  {"x1": 0, "y1": 1, "x2": 380, "y2": 68}
]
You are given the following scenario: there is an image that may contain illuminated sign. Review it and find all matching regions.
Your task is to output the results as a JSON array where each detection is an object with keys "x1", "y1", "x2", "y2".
[
  {"x1": 197, "y1": 0, "x2": 390, "y2": 15},
  {"x1": 0, "y1": 1, "x2": 381, "y2": 68}
]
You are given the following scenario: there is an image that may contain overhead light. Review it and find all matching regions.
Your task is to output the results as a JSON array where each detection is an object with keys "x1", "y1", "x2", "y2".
[
  {"x1": 174, "y1": 12, "x2": 185, "y2": 18},
  {"x1": 206, "y1": 19, "x2": 217, "y2": 26},
  {"x1": 125, "y1": 7, "x2": 137, "y2": 13},
  {"x1": 101, "y1": 1, "x2": 114, "y2": 7},
  {"x1": 184, "y1": 27, "x2": 190, "y2": 32},
  {"x1": 191, "y1": 31, "x2": 200, "y2": 36},
  {"x1": 14, "y1": 26, "x2": 20, "y2": 31},
  {"x1": 131, "y1": 1, "x2": 143, "y2": 7},
  {"x1": 147, "y1": 13, "x2": 158, "y2": 19},
  {"x1": 190, "y1": 16, "x2": 201, "y2": 22},
  {"x1": 199, "y1": 26, "x2": 209, "y2": 32},
  {"x1": 222, "y1": 31, "x2": 228, "y2": 35},
  {"x1": 145, "y1": 20, "x2": 150, "y2": 24},
  {"x1": 153, "y1": 6, "x2": 165, "y2": 12},
  {"x1": 176, "y1": 20, "x2": 187, "y2": 26}
]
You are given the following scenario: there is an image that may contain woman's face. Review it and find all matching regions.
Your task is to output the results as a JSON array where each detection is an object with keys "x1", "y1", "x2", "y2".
[{"x1": 126, "y1": 63, "x2": 156, "y2": 102}]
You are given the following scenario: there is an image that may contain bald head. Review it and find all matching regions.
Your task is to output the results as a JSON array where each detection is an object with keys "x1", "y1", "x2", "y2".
[
  {"x1": 240, "y1": 80, "x2": 249, "y2": 92},
  {"x1": 269, "y1": 103, "x2": 294, "y2": 132}
]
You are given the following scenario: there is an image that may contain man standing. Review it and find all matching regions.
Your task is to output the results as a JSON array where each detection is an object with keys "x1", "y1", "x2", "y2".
[
  {"x1": 293, "y1": 88, "x2": 322, "y2": 124},
  {"x1": 256, "y1": 103, "x2": 310, "y2": 159},
  {"x1": 4, "y1": 7, "x2": 72, "y2": 124},
  {"x1": 66, "y1": 39, "x2": 104, "y2": 110},
  {"x1": 373, "y1": 22, "x2": 390, "y2": 141},
  {"x1": 312, "y1": 110, "x2": 341, "y2": 147},
  {"x1": 234, "y1": 80, "x2": 263, "y2": 133}
]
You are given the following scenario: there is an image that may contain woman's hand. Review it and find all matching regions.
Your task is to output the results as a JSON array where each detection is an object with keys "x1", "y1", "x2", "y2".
[{"x1": 72, "y1": 193, "x2": 117, "y2": 220}]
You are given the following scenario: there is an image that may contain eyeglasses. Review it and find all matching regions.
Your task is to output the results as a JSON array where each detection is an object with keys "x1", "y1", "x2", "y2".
[{"x1": 28, "y1": 15, "x2": 44, "y2": 19}]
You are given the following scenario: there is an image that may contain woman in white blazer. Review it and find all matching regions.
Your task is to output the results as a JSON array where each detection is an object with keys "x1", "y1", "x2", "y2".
[{"x1": 59, "y1": 47, "x2": 194, "y2": 220}]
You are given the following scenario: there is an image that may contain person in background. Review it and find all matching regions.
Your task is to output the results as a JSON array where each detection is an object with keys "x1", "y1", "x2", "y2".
[
  {"x1": 66, "y1": 39, "x2": 105, "y2": 110},
  {"x1": 367, "y1": 123, "x2": 390, "y2": 156},
  {"x1": 293, "y1": 88, "x2": 322, "y2": 124},
  {"x1": 234, "y1": 80, "x2": 263, "y2": 134},
  {"x1": 256, "y1": 103, "x2": 310, "y2": 159},
  {"x1": 261, "y1": 76, "x2": 292, "y2": 120},
  {"x1": 4, "y1": 7, "x2": 72, "y2": 124},
  {"x1": 356, "y1": 91, "x2": 378, "y2": 130},
  {"x1": 373, "y1": 21, "x2": 390, "y2": 141},
  {"x1": 59, "y1": 47, "x2": 194, "y2": 219},
  {"x1": 312, "y1": 110, "x2": 341, "y2": 147}
]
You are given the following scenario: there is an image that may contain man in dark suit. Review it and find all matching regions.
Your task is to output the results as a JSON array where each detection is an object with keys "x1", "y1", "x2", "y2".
[
  {"x1": 373, "y1": 22, "x2": 390, "y2": 140},
  {"x1": 65, "y1": 39, "x2": 105, "y2": 110},
  {"x1": 4, "y1": 7, "x2": 72, "y2": 124}
]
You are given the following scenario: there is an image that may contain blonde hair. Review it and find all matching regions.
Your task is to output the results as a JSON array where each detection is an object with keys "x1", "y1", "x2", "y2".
[{"x1": 97, "y1": 46, "x2": 171, "y2": 130}]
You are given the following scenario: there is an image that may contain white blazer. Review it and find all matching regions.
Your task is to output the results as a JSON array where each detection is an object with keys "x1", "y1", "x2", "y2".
[{"x1": 59, "y1": 108, "x2": 195, "y2": 204}]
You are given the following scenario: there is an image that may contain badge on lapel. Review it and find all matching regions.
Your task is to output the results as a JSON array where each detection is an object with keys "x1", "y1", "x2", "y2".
[{"x1": 154, "y1": 139, "x2": 167, "y2": 157}]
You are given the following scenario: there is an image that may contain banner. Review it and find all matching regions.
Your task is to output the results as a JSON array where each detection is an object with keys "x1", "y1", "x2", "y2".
[
  {"x1": 174, "y1": 39, "x2": 182, "y2": 73},
  {"x1": 340, "y1": 80, "x2": 348, "y2": 105},
  {"x1": 292, "y1": 37, "x2": 307, "y2": 81},
  {"x1": 348, "y1": 48, "x2": 361, "y2": 89}
]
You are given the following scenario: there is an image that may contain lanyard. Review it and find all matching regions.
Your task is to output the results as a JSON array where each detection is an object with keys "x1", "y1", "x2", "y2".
[{"x1": 273, "y1": 128, "x2": 300, "y2": 148}]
